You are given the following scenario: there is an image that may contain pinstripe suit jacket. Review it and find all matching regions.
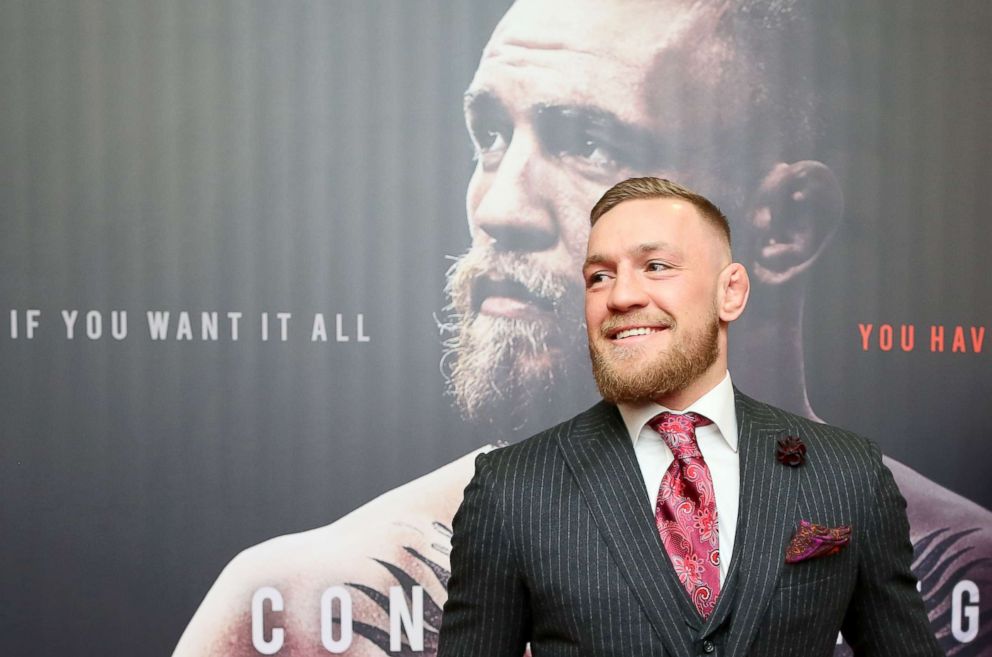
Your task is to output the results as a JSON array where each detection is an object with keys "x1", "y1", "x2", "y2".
[{"x1": 437, "y1": 390, "x2": 942, "y2": 657}]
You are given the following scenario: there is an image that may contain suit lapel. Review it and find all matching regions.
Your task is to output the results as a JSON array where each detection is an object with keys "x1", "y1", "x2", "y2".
[
  {"x1": 700, "y1": 390, "x2": 804, "y2": 656},
  {"x1": 556, "y1": 402, "x2": 697, "y2": 656}
]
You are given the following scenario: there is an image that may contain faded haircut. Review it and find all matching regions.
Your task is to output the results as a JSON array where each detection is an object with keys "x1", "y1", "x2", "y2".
[{"x1": 589, "y1": 177, "x2": 731, "y2": 249}]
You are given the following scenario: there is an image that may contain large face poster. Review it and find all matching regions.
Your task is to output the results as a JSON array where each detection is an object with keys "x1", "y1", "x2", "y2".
[{"x1": 1, "y1": 1, "x2": 989, "y2": 656}]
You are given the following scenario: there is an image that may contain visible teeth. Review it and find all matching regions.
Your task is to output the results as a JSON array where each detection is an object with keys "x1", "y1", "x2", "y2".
[{"x1": 614, "y1": 327, "x2": 660, "y2": 340}]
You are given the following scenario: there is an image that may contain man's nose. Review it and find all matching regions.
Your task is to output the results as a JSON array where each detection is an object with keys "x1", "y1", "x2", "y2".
[
  {"x1": 471, "y1": 134, "x2": 559, "y2": 252},
  {"x1": 607, "y1": 271, "x2": 649, "y2": 313}
]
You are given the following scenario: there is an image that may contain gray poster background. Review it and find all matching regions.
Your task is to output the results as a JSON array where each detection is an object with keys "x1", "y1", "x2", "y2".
[{"x1": 1, "y1": 1, "x2": 989, "y2": 655}]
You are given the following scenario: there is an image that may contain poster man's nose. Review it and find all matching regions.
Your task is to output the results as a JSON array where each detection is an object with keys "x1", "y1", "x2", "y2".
[{"x1": 472, "y1": 135, "x2": 559, "y2": 252}]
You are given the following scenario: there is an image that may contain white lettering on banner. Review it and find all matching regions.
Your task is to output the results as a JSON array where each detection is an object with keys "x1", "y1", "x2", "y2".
[
  {"x1": 8, "y1": 308, "x2": 369, "y2": 343},
  {"x1": 390, "y1": 585, "x2": 424, "y2": 652},
  {"x1": 356, "y1": 313, "x2": 370, "y2": 342},
  {"x1": 62, "y1": 310, "x2": 79, "y2": 340},
  {"x1": 147, "y1": 311, "x2": 170, "y2": 339},
  {"x1": 276, "y1": 313, "x2": 291, "y2": 342},
  {"x1": 228, "y1": 312, "x2": 242, "y2": 341},
  {"x1": 147, "y1": 310, "x2": 257, "y2": 340},
  {"x1": 312, "y1": 313, "x2": 328, "y2": 342},
  {"x1": 85, "y1": 310, "x2": 102, "y2": 339},
  {"x1": 250, "y1": 586, "x2": 427, "y2": 654},
  {"x1": 25, "y1": 309, "x2": 41, "y2": 339},
  {"x1": 952, "y1": 580, "x2": 980, "y2": 643},
  {"x1": 201, "y1": 312, "x2": 218, "y2": 341},
  {"x1": 251, "y1": 587, "x2": 285, "y2": 655},
  {"x1": 56, "y1": 310, "x2": 127, "y2": 340},
  {"x1": 335, "y1": 314, "x2": 349, "y2": 342},
  {"x1": 11, "y1": 308, "x2": 43, "y2": 339},
  {"x1": 320, "y1": 586, "x2": 353, "y2": 653},
  {"x1": 242, "y1": 577, "x2": 984, "y2": 652},
  {"x1": 110, "y1": 311, "x2": 127, "y2": 340},
  {"x1": 332, "y1": 313, "x2": 371, "y2": 342},
  {"x1": 176, "y1": 312, "x2": 193, "y2": 340},
  {"x1": 148, "y1": 311, "x2": 312, "y2": 341}
]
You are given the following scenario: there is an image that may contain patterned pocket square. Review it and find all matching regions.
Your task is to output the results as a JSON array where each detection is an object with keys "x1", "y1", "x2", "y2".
[{"x1": 785, "y1": 520, "x2": 851, "y2": 564}]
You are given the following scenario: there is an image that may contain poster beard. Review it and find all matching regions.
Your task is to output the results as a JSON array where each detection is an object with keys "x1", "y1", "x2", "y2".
[
  {"x1": 441, "y1": 245, "x2": 586, "y2": 429},
  {"x1": 589, "y1": 308, "x2": 721, "y2": 405}
]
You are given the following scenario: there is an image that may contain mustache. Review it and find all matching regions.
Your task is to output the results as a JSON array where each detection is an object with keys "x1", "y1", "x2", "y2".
[
  {"x1": 598, "y1": 311, "x2": 674, "y2": 337},
  {"x1": 443, "y1": 245, "x2": 579, "y2": 317}
]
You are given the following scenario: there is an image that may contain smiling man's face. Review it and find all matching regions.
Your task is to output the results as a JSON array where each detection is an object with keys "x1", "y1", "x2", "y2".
[
  {"x1": 444, "y1": 0, "x2": 774, "y2": 426},
  {"x1": 584, "y1": 197, "x2": 729, "y2": 405}
]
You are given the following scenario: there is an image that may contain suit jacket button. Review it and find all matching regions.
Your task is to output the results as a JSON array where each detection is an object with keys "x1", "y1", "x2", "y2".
[{"x1": 702, "y1": 640, "x2": 715, "y2": 653}]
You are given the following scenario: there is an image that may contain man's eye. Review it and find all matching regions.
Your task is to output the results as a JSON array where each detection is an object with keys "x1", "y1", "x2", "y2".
[
  {"x1": 481, "y1": 129, "x2": 508, "y2": 153},
  {"x1": 647, "y1": 261, "x2": 670, "y2": 272},
  {"x1": 533, "y1": 105, "x2": 669, "y2": 177},
  {"x1": 470, "y1": 125, "x2": 511, "y2": 171},
  {"x1": 534, "y1": 108, "x2": 624, "y2": 176},
  {"x1": 465, "y1": 105, "x2": 513, "y2": 170},
  {"x1": 573, "y1": 138, "x2": 616, "y2": 169},
  {"x1": 468, "y1": 117, "x2": 511, "y2": 156},
  {"x1": 546, "y1": 132, "x2": 618, "y2": 171},
  {"x1": 587, "y1": 272, "x2": 611, "y2": 287}
]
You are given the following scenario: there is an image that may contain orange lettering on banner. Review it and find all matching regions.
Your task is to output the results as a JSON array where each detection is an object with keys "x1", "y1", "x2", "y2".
[
  {"x1": 931, "y1": 325, "x2": 945, "y2": 352},
  {"x1": 858, "y1": 323, "x2": 873, "y2": 351},
  {"x1": 900, "y1": 324, "x2": 915, "y2": 352},
  {"x1": 879, "y1": 324, "x2": 893, "y2": 351},
  {"x1": 971, "y1": 326, "x2": 985, "y2": 353},
  {"x1": 858, "y1": 323, "x2": 918, "y2": 351},
  {"x1": 952, "y1": 326, "x2": 967, "y2": 353}
]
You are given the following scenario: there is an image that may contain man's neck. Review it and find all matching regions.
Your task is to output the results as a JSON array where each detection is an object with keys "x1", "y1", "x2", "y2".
[
  {"x1": 653, "y1": 365, "x2": 728, "y2": 411},
  {"x1": 729, "y1": 295, "x2": 818, "y2": 420}
]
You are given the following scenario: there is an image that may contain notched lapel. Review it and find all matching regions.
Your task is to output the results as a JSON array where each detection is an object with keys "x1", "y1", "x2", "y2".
[
  {"x1": 555, "y1": 402, "x2": 698, "y2": 657},
  {"x1": 706, "y1": 391, "x2": 804, "y2": 656}
]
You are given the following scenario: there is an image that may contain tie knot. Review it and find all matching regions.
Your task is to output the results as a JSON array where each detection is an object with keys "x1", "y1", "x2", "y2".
[{"x1": 649, "y1": 411, "x2": 712, "y2": 460}]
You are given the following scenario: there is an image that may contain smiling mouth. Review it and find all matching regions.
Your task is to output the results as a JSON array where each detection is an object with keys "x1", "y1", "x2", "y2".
[
  {"x1": 474, "y1": 277, "x2": 555, "y2": 318},
  {"x1": 613, "y1": 327, "x2": 664, "y2": 340},
  {"x1": 603, "y1": 321, "x2": 672, "y2": 342}
]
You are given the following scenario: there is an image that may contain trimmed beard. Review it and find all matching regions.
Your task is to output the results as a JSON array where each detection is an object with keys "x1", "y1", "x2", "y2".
[
  {"x1": 439, "y1": 245, "x2": 584, "y2": 429},
  {"x1": 589, "y1": 307, "x2": 720, "y2": 405}
]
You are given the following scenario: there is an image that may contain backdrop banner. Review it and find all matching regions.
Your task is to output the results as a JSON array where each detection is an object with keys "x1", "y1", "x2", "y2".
[{"x1": 1, "y1": 1, "x2": 989, "y2": 656}]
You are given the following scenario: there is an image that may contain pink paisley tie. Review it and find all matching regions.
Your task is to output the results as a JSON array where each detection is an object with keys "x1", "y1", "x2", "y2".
[{"x1": 649, "y1": 411, "x2": 721, "y2": 618}]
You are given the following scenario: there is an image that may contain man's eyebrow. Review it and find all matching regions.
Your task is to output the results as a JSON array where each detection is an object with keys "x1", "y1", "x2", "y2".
[
  {"x1": 537, "y1": 104, "x2": 632, "y2": 135},
  {"x1": 464, "y1": 89, "x2": 501, "y2": 114},
  {"x1": 583, "y1": 254, "x2": 608, "y2": 268},
  {"x1": 534, "y1": 104, "x2": 667, "y2": 170},
  {"x1": 583, "y1": 242, "x2": 682, "y2": 269},
  {"x1": 635, "y1": 241, "x2": 680, "y2": 255}
]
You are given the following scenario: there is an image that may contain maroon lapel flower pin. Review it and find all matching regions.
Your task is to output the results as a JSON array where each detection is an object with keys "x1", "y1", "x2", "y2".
[{"x1": 776, "y1": 435, "x2": 806, "y2": 467}]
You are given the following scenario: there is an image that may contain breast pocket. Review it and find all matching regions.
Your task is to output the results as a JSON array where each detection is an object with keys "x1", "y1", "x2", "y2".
[{"x1": 775, "y1": 547, "x2": 854, "y2": 591}]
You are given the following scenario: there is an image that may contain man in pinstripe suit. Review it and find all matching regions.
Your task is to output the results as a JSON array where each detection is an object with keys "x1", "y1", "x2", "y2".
[{"x1": 438, "y1": 178, "x2": 941, "y2": 657}]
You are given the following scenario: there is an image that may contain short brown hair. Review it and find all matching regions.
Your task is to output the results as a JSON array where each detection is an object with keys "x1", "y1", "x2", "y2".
[{"x1": 590, "y1": 177, "x2": 731, "y2": 248}]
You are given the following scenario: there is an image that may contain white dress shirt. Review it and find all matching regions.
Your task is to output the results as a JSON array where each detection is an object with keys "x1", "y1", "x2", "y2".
[{"x1": 617, "y1": 372, "x2": 740, "y2": 584}]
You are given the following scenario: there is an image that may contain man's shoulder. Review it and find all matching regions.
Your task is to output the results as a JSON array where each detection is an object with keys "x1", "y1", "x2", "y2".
[
  {"x1": 735, "y1": 389, "x2": 881, "y2": 463},
  {"x1": 479, "y1": 400, "x2": 618, "y2": 470}
]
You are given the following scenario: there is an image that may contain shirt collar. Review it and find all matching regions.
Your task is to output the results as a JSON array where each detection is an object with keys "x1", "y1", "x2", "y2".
[{"x1": 616, "y1": 372, "x2": 738, "y2": 453}]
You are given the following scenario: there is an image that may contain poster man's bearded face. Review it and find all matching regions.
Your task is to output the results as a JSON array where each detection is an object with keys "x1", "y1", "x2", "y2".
[{"x1": 443, "y1": 0, "x2": 783, "y2": 426}]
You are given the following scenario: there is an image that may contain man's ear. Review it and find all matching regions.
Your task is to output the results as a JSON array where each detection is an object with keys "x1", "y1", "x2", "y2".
[
  {"x1": 718, "y1": 263, "x2": 749, "y2": 323},
  {"x1": 746, "y1": 161, "x2": 844, "y2": 285}
]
